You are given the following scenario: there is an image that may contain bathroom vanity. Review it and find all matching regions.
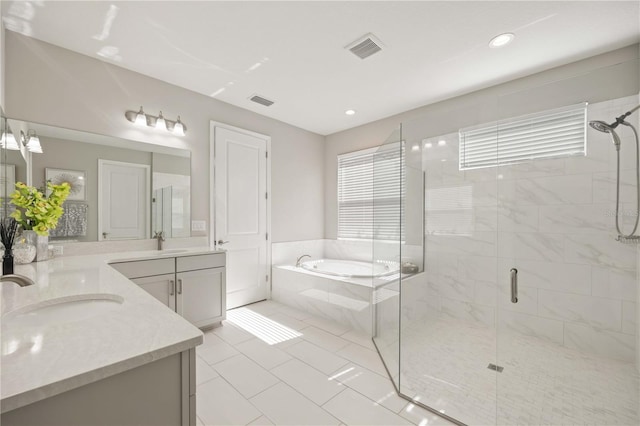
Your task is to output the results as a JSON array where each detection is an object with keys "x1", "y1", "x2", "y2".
[{"x1": 0, "y1": 248, "x2": 225, "y2": 426}]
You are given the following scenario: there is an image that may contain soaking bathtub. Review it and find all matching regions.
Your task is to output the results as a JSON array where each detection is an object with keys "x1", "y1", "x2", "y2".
[
  {"x1": 300, "y1": 258, "x2": 399, "y2": 279},
  {"x1": 271, "y1": 258, "x2": 400, "y2": 335}
]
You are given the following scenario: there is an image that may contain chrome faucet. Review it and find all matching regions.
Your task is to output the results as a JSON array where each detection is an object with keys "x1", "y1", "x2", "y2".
[
  {"x1": 154, "y1": 231, "x2": 165, "y2": 250},
  {"x1": 1, "y1": 274, "x2": 35, "y2": 287},
  {"x1": 296, "y1": 254, "x2": 311, "y2": 267}
]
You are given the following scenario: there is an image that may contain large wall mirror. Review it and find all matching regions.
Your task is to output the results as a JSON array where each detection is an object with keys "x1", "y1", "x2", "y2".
[{"x1": 1, "y1": 117, "x2": 191, "y2": 243}]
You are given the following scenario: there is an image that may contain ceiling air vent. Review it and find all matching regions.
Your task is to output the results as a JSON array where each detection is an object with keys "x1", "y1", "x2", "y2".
[
  {"x1": 249, "y1": 94, "x2": 275, "y2": 107},
  {"x1": 346, "y1": 33, "x2": 383, "y2": 59}
]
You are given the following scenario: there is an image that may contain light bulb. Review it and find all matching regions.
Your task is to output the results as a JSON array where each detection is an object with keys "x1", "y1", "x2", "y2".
[
  {"x1": 173, "y1": 116, "x2": 185, "y2": 136},
  {"x1": 156, "y1": 111, "x2": 167, "y2": 130},
  {"x1": 134, "y1": 106, "x2": 147, "y2": 126}
]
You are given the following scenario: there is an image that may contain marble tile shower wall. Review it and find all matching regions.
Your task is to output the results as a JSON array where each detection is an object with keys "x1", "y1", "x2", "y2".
[{"x1": 421, "y1": 95, "x2": 639, "y2": 362}]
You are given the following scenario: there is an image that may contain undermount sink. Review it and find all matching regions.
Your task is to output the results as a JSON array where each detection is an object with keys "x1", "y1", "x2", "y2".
[{"x1": 2, "y1": 294, "x2": 124, "y2": 329}]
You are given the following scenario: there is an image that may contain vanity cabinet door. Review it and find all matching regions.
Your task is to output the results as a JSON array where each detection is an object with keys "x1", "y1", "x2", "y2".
[
  {"x1": 176, "y1": 268, "x2": 225, "y2": 328},
  {"x1": 132, "y1": 274, "x2": 177, "y2": 312}
]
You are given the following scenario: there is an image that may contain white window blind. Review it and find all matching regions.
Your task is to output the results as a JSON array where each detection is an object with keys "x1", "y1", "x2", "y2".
[
  {"x1": 459, "y1": 103, "x2": 587, "y2": 170},
  {"x1": 337, "y1": 145, "x2": 405, "y2": 241}
]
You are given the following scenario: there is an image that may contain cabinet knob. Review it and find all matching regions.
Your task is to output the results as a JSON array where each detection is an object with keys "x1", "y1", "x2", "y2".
[
  {"x1": 177, "y1": 279, "x2": 183, "y2": 294},
  {"x1": 170, "y1": 280, "x2": 175, "y2": 296}
]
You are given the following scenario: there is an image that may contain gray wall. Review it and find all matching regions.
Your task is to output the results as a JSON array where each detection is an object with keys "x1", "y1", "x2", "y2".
[
  {"x1": 4, "y1": 31, "x2": 325, "y2": 243},
  {"x1": 32, "y1": 136, "x2": 152, "y2": 242},
  {"x1": 324, "y1": 44, "x2": 640, "y2": 239}
]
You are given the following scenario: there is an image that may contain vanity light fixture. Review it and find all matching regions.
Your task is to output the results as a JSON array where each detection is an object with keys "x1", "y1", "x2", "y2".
[
  {"x1": 155, "y1": 111, "x2": 167, "y2": 130},
  {"x1": 1, "y1": 128, "x2": 20, "y2": 151},
  {"x1": 134, "y1": 106, "x2": 147, "y2": 126},
  {"x1": 173, "y1": 116, "x2": 185, "y2": 136},
  {"x1": 24, "y1": 130, "x2": 43, "y2": 154},
  {"x1": 125, "y1": 107, "x2": 187, "y2": 135}
]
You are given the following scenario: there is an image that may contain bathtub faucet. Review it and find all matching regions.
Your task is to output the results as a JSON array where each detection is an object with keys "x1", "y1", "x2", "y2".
[{"x1": 296, "y1": 254, "x2": 311, "y2": 267}]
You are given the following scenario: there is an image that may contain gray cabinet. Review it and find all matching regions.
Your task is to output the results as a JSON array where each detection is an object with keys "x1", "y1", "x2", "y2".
[{"x1": 112, "y1": 253, "x2": 226, "y2": 328}]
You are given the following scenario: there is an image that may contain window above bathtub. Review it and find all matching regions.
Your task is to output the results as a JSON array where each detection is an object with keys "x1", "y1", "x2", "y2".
[
  {"x1": 337, "y1": 144, "x2": 405, "y2": 241},
  {"x1": 459, "y1": 103, "x2": 587, "y2": 170}
]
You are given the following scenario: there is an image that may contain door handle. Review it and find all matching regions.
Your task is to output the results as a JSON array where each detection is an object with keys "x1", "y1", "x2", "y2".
[
  {"x1": 217, "y1": 240, "x2": 229, "y2": 246},
  {"x1": 177, "y1": 278, "x2": 183, "y2": 294},
  {"x1": 102, "y1": 232, "x2": 109, "y2": 239},
  {"x1": 510, "y1": 268, "x2": 518, "y2": 303},
  {"x1": 170, "y1": 280, "x2": 175, "y2": 296}
]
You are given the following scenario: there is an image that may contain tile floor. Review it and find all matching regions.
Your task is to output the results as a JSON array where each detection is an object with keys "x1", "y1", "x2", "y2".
[
  {"x1": 195, "y1": 300, "x2": 454, "y2": 426},
  {"x1": 399, "y1": 317, "x2": 640, "y2": 426}
]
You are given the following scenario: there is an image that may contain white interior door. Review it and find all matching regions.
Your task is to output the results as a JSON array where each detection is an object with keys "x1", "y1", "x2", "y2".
[
  {"x1": 99, "y1": 160, "x2": 150, "y2": 240},
  {"x1": 213, "y1": 125, "x2": 269, "y2": 309}
]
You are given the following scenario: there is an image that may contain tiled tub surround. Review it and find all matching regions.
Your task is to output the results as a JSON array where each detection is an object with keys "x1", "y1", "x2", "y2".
[
  {"x1": 272, "y1": 240, "x2": 420, "y2": 336},
  {"x1": 0, "y1": 247, "x2": 214, "y2": 413},
  {"x1": 272, "y1": 265, "x2": 378, "y2": 336}
]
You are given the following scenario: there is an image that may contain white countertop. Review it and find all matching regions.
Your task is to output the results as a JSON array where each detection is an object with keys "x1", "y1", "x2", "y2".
[{"x1": 1, "y1": 247, "x2": 223, "y2": 413}]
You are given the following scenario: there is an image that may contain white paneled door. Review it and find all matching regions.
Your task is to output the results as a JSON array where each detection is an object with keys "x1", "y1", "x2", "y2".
[
  {"x1": 213, "y1": 124, "x2": 269, "y2": 309},
  {"x1": 98, "y1": 160, "x2": 150, "y2": 240}
]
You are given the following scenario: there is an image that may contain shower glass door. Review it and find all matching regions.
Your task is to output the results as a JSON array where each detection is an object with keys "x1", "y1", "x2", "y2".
[
  {"x1": 372, "y1": 125, "x2": 404, "y2": 389},
  {"x1": 398, "y1": 96, "x2": 500, "y2": 425},
  {"x1": 495, "y1": 59, "x2": 640, "y2": 425}
]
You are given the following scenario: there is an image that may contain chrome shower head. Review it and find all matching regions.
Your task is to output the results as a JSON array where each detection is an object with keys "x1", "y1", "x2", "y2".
[{"x1": 589, "y1": 120, "x2": 621, "y2": 150}]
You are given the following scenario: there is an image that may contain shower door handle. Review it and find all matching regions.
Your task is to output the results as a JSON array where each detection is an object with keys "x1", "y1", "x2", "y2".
[{"x1": 510, "y1": 268, "x2": 518, "y2": 303}]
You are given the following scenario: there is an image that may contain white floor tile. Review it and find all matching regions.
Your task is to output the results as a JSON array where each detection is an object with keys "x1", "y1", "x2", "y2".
[
  {"x1": 247, "y1": 415, "x2": 275, "y2": 425},
  {"x1": 329, "y1": 363, "x2": 407, "y2": 413},
  {"x1": 250, "y1": 382, "x2": 341, "y2": 425},
  {"x1": 271, "y1": 358, "x2": 346, "y2": 405},
  {"x1": 341, "y1": 329, "x2": 376, "y2": 350},
  {"x1": 285, "y1": 340, "x2": 350, "y2": 374},
  {"x1": 235, "y1": 338, "x2": 293, "y2": 370},
  {"x1": 212, "y1": 321, "x2": 256, "y2": 345},
  {"x1": 300, "y1": 326, "x2": 352, "y2": 352},
  {"x1": 399, "y1": 403, "x2": 457, "y2": 426},
  {"x1": 303, "y1": 315, "x2": 351, "y2": 336},
  {"x1": 323, "y1": 388, "x2": 412, "y2": 425},
  {"x1": 267, "y1": 311, "x2": 310, "y2": 330},
  {"x1": 278, "y1": 304, "x2": 314, "y2": 320},
  {"x1": 242, "y1": 300, "x2": 283, "y2": 316},
  {"x1": 197, "y1": 340, "x2": 239, "y2": 365},
  {"x1": 213, "y1": 354, "x2": 279, "y2": 398},
  {"x1": 200, "y1": 330, "x2": 225, "y2": 347},
  {"x1": 197, "y1": 377, "x2": 261, "y2": 426},
  {"x1": 337, "y1": 343, "x2": 388, "y2": 376},
  {"x1": 196, "y1": 355, "x2": 219, "y2": 385}
]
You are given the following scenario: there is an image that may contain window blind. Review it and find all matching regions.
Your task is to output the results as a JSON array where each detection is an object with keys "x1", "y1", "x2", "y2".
[
  {"x1": 459, "y1": 103, "x2": 587, "y2": 170},
  {"x1": 337, "y1": 145, "x2": 404, "y2": 241}
]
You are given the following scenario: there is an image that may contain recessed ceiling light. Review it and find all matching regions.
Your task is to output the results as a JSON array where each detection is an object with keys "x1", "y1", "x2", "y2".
[
  {"x1": 345, "y1": 109, "x2": 356, "y2": 116},
  {"x1": 424, "y1": 142, "x2": 433, "y2": 148},
  {"x1": 411, "y1": 145, "x2": 420, "y2": 152},
  {"x1": 438, "y1": 140, "x2": 447, "y2": 146},
  {"x1": 489, "y1": 33, "x2": 515, "y2": 48}
]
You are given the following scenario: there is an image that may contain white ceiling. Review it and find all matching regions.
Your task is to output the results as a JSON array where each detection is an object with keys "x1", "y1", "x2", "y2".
[{"x1": 2, "y1": 1, "x2": 639, "y2": 135}]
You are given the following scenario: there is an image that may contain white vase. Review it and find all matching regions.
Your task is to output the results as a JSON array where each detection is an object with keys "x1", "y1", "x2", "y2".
[
  {"x1": 35, "y1": 234, "x2": 48, "y2": 262},
  {"x1": 23, "y1": 230, "x2": 48, "y2": 262}
]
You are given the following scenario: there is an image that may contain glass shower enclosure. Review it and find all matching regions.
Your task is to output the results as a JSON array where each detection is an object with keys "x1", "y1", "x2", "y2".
[{"x1": 373, "y1": 58, "x2": 640, "y2": 425}]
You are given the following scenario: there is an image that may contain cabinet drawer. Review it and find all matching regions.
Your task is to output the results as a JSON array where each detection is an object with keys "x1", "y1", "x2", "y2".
[
  {"x1": 110, "y1": 258, "x2": 175, "y2": 279},
  {"x1": 177, "y1": 253, "x2": 225, "y2": 272}
]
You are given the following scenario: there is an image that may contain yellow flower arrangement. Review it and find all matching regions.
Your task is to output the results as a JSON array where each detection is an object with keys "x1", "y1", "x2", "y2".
[{"x1": 10, "y1": 182, "x2": 71, "y2": 236}]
